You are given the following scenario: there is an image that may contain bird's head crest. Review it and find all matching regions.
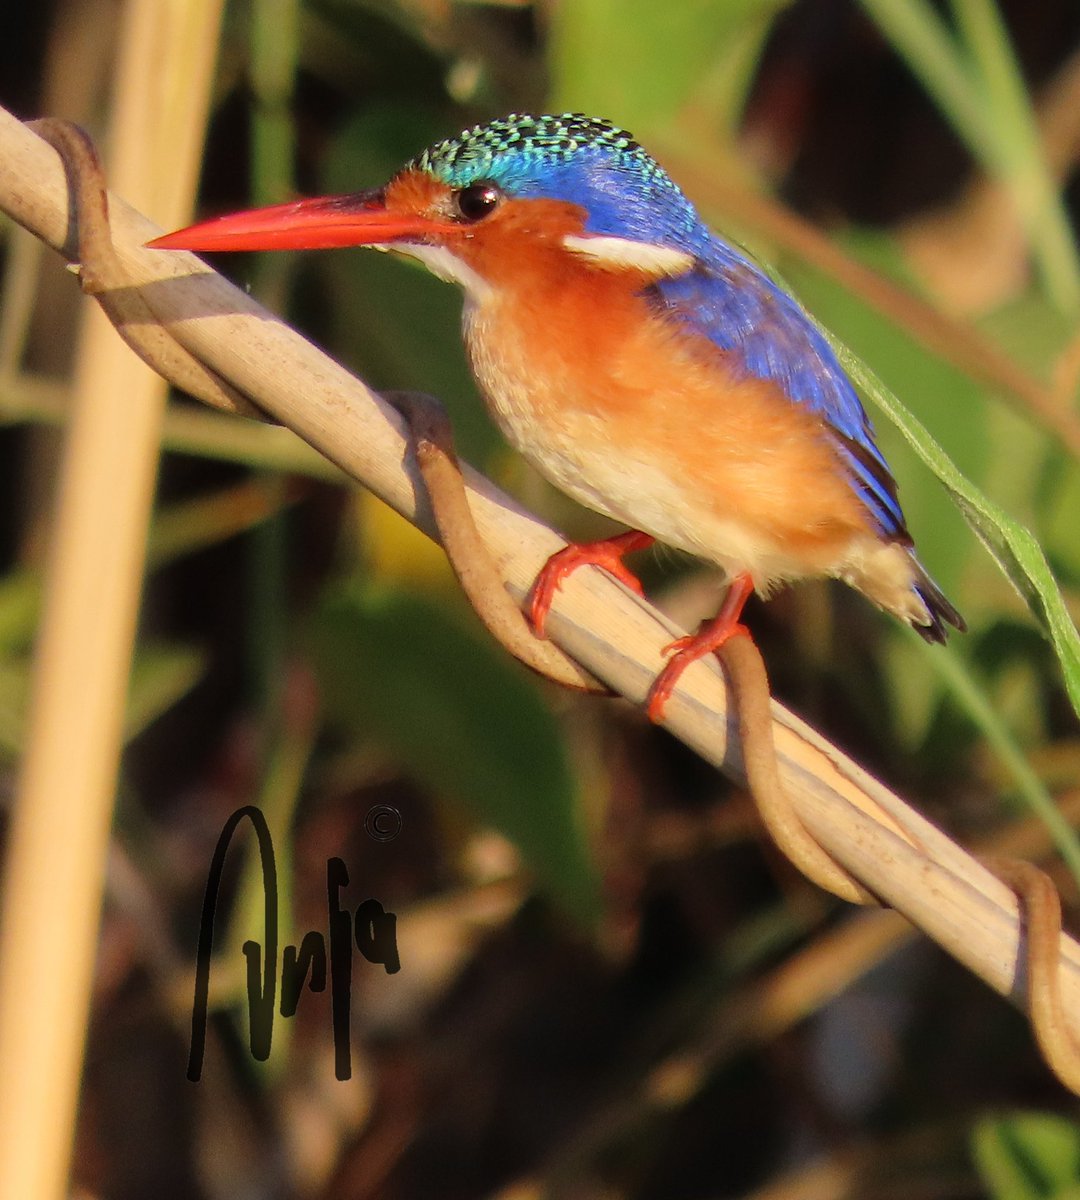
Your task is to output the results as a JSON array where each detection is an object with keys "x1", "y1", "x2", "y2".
[{"x1": 407, "y1": 113, "x2": 702, "y2": 250}]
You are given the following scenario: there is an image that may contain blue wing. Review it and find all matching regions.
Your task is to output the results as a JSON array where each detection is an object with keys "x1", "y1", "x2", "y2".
[{"x1": 649, "y1": 236, "x2": 910, "y2": 543}]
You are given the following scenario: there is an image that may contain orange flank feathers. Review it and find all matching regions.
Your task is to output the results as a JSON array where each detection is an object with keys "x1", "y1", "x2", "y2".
[{"x1": 454, "y1": 211, "x2": 881, "y2": 594}]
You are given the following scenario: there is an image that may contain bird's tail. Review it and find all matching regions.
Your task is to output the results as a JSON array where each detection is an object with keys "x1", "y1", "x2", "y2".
[{"x1": 909, "y1": 555, "x2": 966, "y2": 644}]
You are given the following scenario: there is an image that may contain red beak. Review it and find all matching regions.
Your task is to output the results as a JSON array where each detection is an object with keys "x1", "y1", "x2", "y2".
[{"x1": 148, "y1": 189, "x2": 453, "y2": 252}]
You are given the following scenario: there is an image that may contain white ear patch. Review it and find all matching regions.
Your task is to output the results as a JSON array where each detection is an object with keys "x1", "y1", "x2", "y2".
[{"x1": 561, "y1": 234, "x2": 694, "y2": 277}]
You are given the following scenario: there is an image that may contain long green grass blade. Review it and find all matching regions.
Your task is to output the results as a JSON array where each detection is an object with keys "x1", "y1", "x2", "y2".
[
  {"x1": 857, "y1": 0, "x2": 996, "y2": 160},
  {"x1": 949, "y1": 0, "x2": 1080, "y2": 312},
  {"x1": 830, "y1": 339, "x2": 1080, "y2": 719},
  {"x1": 922, "y1": 638, "x2": 1080, "y2": 886},
  {"x1": 859, "y1": 0, "x2": 1080, "y2": 313},
  {"x1": 973, "y1": 1113, "x2": 1080, "y2": 1200}
]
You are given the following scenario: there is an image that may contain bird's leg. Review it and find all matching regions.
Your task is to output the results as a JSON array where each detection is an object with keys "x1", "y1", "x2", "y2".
[
  {"x1": 646, "y1": 572, "x2": 754, "y2": 723},
  {"x1": 385, "y1": 391, "x2": 606, "y2": 694},
  {"x1": 528, "y1": 529, "x2": 655, "y2": 637}
]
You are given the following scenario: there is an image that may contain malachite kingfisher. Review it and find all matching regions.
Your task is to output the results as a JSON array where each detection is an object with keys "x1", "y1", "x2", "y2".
[{"x1": 151, "y1": 112, "x2": 964, "y2": 721}]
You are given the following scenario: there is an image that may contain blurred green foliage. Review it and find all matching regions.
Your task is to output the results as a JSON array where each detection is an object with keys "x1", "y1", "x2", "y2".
[
  {"x1": 973, "y1": 1113, "x2": 1080, "y2": 1199},
  {"x1": 312, "y1": 579, "x2": 599, "y2": 917},
  {"x1": 549, "y1": 0, "x2": 789, "y2": 132}
]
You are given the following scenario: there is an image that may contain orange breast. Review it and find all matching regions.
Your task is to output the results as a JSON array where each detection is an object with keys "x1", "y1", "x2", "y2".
[{"x1": 454, "y1": 214, "x2": 876, "y2": 587}]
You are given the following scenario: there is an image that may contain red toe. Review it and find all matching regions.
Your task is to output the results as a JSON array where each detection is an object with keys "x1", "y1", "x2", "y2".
[
  {"x1": 645, "y1": 573, "x2": 755, "y2": 722},
  {"x1": 528, "y1": 530, "x2": 654, "y2": 637}
]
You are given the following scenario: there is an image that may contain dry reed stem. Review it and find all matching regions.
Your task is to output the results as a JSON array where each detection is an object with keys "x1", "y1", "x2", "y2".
[
  {"x1": 2, "y1": 102, "x2": 1080, "y2": 1099},
  {"x1": 364, "y1": 374, "x2": 1080, "y2": 1104},
  {"x1": 0, "y1": 5, "x2": 225, "y2": 1199},
  {"x1": 390, "y1": 391, "x2": 875, "y2": 909},
  {"x1": 0, "y1": 369, "x2": 346, "y2": 479}
]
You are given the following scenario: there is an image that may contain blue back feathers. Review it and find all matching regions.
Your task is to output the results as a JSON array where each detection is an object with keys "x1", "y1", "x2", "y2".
[
  {"x1": 651, "y1": 258, "x2": 909, "y2": 542},
  {"x1": 410, "y1": 114, "x2": 909, "y2": 542}
]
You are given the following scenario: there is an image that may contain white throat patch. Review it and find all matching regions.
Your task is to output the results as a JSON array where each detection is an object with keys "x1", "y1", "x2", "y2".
[{"x1": 385, "y1": 242, "x2": 492, "y2": 303}]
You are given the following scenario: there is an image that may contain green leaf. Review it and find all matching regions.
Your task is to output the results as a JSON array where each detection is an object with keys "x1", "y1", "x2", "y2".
[
  {"x1": 311, "y1": 580, "x2": 600, "y2": 920},
  {"x1": 0, "y1": 658, "x2": 27, "y2": 758},
  {"x1": 125, "y1": 642, "x2": 208, "y2": 741},
  {"x1": 1042, "y1": 461, "x2": 1080, "y2": 584},
  {"x1": 0, "y1": 640, "x2": 206, "y2": 758},
  {"x1": 0, "y1": 570, "x2": 40, "y2": 654},
  {"x1": 919, "y1": 636, "x2": 1080, "y2": 885},
  {"x1": 972, "y1": 1113, "x2": 1080, "y2": 1200},
  {"x1": 857, "y1": 0, "x2": 1080, "y2": 314},
  {"x1": 826, "y1": 335, "x2": 1080, "y2": 719}
]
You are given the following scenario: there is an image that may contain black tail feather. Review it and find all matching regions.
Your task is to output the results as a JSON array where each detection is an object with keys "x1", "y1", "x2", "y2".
[{"x1": 911, "y1": 558, "x2": 966, "y2": 644}]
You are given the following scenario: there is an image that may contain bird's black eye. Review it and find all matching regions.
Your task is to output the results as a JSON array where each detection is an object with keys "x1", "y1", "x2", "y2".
[{"x1": 454, "y1": 182, "x2": 502, "y2": 222}]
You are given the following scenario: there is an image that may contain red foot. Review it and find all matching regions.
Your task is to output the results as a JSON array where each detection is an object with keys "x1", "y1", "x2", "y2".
[
  {"x1": 528, "y1": 530, "x2": 655, "y2": 637},
  {"x1": 646, "y1": 573, "x2": 755, "y2": 723}
]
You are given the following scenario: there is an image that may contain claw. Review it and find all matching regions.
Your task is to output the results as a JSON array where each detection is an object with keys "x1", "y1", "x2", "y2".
[
  {"x1": 645, "y1": 573, "x2": 755, "y2": 723},
  {"x1": 528, "y1": 530, "x2": 654, "y2": 637}
]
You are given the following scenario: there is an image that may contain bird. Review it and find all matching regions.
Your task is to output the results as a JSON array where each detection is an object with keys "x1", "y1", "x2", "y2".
[{"x1": 151, "y1": 111, "x2": 964, "y2": 721}]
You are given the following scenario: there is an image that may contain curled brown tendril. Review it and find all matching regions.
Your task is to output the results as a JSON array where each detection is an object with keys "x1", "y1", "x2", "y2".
[
  {"x1": 982, "y1": 856, "x2": 1080, "y2": 1094},
  {"x1": 30, "y1": 118, "x2": 265, "y2": 422},
  {"x1": 718, "y1": 635, "x2": 878, "y2": 906},
  {"x1": 382, "y1": 391, "x2": 605, "y2": 694}
]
